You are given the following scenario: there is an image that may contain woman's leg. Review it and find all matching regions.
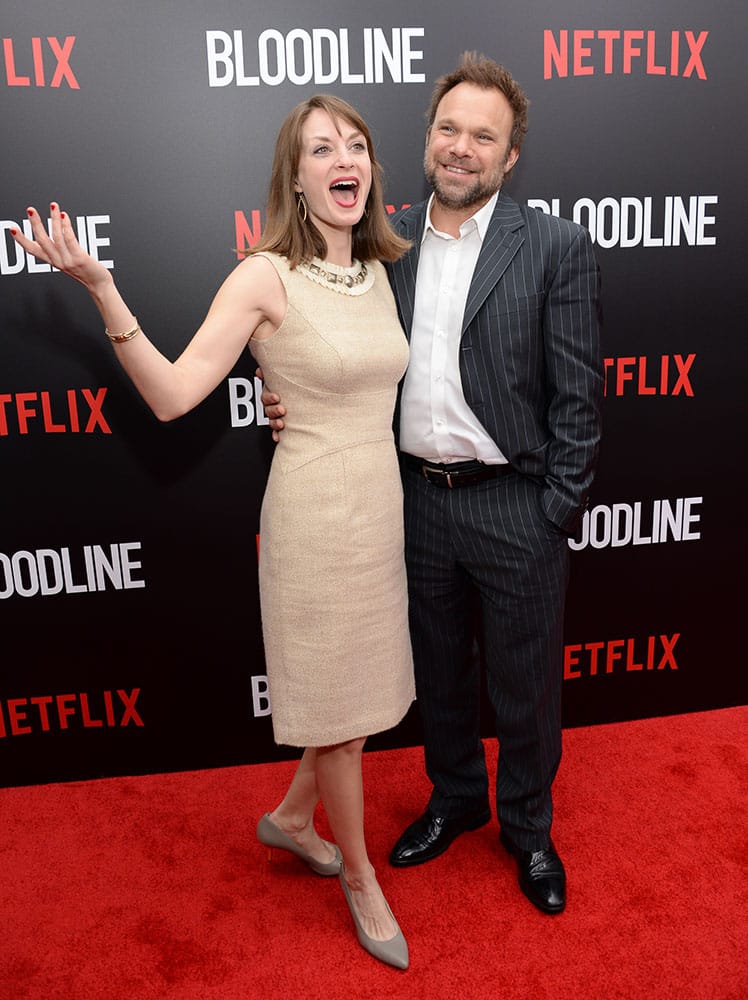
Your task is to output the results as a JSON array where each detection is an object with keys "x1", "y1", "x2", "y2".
[
  {"x1": 316, "y1": 737, "x2": 399, "y2": 942},
  {"x1": 268, "y1": 747, "x2": 337, "y2": 865}
]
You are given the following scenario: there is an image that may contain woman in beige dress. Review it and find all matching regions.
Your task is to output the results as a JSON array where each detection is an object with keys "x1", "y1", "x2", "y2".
[{"x1": 11, "y1": 94, "x2": 415, "y2": 970}]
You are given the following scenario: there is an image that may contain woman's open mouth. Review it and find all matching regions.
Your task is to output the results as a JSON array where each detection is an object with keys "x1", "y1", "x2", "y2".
[{"x1": 330, "y1": 178, "x2": 360, "y2": 207}]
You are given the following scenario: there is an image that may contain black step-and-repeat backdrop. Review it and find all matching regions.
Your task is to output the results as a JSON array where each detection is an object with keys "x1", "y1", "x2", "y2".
[{"x1": 2, "y1": 1, "x2": 746, "y2": 787}]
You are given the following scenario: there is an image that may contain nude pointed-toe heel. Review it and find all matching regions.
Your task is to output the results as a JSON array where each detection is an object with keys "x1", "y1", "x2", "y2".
[
  {"x1": 256, "y1": 813, "x2": 342, "y2": 876},
  {"x1": 338, "y1": 869, "x2": 409, "y2": 970}
]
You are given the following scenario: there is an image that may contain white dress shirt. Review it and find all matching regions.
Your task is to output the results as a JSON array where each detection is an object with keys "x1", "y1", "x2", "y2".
[{"x1": 399, "y1": 191, "x2": 509, "y2": 465}]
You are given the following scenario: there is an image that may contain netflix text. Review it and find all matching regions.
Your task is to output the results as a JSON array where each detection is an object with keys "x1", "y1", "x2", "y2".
[
  {"x1": 604, "y1": 355, "x2": 695, "y2": 397},
  {"x1": 0, "y1": 388, "x2": 111, "y2": 435},
  {"x1": 3, "y1": 36, "x2": 79, "y2": 89},
  {"x1": 564, "y1": 634, "x2": 680, "y2": 679},
  {"x1": 544, "y1": 29, "x2": 708, "y2": 79},
  {"x1": 0, "y1": 689, "x2": 144, "y2": 737}
]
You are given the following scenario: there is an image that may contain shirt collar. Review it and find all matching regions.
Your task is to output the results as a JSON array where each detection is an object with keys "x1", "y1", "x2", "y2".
[{"x1": 422, "y1": 189, "x2": 500, "y2": 244}]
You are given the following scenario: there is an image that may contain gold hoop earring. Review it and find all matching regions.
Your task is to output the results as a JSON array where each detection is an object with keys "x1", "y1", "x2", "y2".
[{"x1": 296, "y1": 192, "x2": 308, "y2": 223}]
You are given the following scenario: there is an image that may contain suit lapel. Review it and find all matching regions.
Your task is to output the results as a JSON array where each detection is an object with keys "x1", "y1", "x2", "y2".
[
  {"x1": 391, "y1": 193, "x2": 526, "y2": 338},
  {"x1": 462, "y1": 191, "x2": 525, "y2": 333},
  {"x1": 389, "y1": 202, "x2": 428, "y2": 339}
]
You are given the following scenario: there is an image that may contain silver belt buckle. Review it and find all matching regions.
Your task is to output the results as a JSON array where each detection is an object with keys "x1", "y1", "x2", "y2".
[{"x1": 422, "y1": 464, "x2": 453, "y2": 488}]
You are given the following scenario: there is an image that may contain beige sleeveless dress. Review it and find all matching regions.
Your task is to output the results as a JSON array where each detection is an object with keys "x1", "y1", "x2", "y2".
[{"x1": 250, "y1": 253, "x2": 415, "y2": 747}]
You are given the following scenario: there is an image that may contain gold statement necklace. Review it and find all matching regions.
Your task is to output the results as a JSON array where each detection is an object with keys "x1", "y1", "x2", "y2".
[{"x1": 298, "y1": 257, "x2": 374, "y2": 295}]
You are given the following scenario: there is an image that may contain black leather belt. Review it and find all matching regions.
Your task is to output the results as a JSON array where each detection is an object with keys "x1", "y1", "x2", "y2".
[{"x1": 401, "y1": 453, "x2": 511, "y2": 488}]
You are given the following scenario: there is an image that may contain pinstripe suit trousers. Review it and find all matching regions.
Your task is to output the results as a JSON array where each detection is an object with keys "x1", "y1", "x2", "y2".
[{"x1": 403, "y1": 462, "x2": 570, "y2": 850}]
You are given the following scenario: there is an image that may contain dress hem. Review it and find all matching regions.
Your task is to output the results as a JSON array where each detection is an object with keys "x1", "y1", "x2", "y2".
[{"x1": 271, "y1": 697, "x2": 415, "y2": 749}]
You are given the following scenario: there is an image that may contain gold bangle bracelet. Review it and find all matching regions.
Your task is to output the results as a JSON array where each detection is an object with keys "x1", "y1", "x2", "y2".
[{"x1": 105, "y1": 320, "x2": 141, "y2": 344}]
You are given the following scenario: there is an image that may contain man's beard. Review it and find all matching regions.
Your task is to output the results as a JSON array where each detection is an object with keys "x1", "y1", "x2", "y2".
[{"x1": 424, "y1": 155, "x2": 507, "y2": 211}]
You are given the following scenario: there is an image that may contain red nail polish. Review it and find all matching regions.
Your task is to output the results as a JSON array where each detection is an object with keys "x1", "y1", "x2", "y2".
[
  {"x1": 27, "y1": 207, "x2": 34, "y2": 216},
  {"x1": 50, "y1": 202, "x2": 57, "y2": 211},
  {"x1": 60, "y1": 212, "x2": 66, "y2": 219},
  {"x1": 10, "y1": 228, "x2": 18, "y2": 236}
]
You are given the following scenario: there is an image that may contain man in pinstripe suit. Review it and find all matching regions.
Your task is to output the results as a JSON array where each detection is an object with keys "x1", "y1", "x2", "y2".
[
  {"x1": 262, "y1": 53, "x2": 602, "y2": 914},
  {"x1": 384, "y1": 53, "x2": 603, "y2": 915}
]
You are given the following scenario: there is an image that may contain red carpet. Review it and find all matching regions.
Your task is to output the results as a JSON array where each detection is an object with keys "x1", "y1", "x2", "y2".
[{"x1": 1, "y1": 706, "x2": 746, "y2": 999}]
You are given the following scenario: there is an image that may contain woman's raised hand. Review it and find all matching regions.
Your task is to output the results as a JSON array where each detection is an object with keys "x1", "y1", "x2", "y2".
[{"x1": 11, "y1": 202, "x2": 111, "y2": 291}]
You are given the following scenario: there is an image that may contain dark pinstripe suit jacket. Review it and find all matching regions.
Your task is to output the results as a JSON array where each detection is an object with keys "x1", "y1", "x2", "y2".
[{"x1": 387, "y1": 190, "x2": 604, "y2": 536}]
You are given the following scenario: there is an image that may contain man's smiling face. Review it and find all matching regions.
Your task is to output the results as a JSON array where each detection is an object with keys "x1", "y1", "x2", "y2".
[{"x1": 424, "y1": 81, "x2": 519, "y2": 215}]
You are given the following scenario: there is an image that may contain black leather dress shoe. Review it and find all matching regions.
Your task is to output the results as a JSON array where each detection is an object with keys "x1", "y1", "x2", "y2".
[
  {"x1": 500, "y1": 829, "x2": 566, "y2": 914},
  {"x1": 389, "y1": 806, "x2": 491, "y2": 867}
]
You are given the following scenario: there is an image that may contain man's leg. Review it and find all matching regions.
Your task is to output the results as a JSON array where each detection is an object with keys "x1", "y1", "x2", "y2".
[
  {"x1": 389, "y1": 468, "x2": 490, "y2": 866},
  {"x1": 456, "y1": 471, "x2": 569, "y2": 911}
]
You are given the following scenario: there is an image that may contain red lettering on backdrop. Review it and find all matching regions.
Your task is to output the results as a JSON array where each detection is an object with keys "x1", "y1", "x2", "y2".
[
  {"x1": 234, "y1": 210, "x2": 262, "y2": 257},
  {"x1": 118, "y1": 689, "x2": 144, "y2": 726},
  {"x1": 658, "y1": 634, "x2": 680, "y2": 670},
  {"x1": 544, "y1": 30, "x2": 567, "y2": 78},
  {"x1": 8, "y1": 699, "x2": 32, "y2": 736},
  {"x1": 622, "y1": 31, "x2": 644, "y2": 74},
  {"x1": 683, "y1": 31, "x2": 708, "y2": 79},
  {"x1": 646, "y1": 635, "x2": 657, "y2": 670},
  {"x1": 672, "y1": 355, "x2": 695, "y2": 395},
  {"x1": 572, "y1": 30, "x2": 594, "y2": 75},
  {"x1": 0, "y1": 389, "x2": 112, "y2": 434},
  {"x1": 81, "y1": 388, "x2": 111, "y2": 432},
  {"x1": 233, "y1": 205, "x2": 411, "y2": 256},
  {"x1": 31, "y1": 696, "x2": 53, "y2": 730},
  {"x1": 625, "y1": 639, "x2": 643, "y2": 671},
  {"x1": 597, "y1": 31, "x2": 619, "y2": 73},
  {"x1": 56, "y1": 693, "x2": 77, "y2": 729},
  {"x1": 646, "y1": 31, "x2": 666, "y2": 75},
  {"x1": 606, "y1": 639, "x2": 626, "y2": 673},
  {"x1": 614, "y1": 357, "x2": 635, "y2": 396},
  {"x1": 564, "y1": 635, "x2": 681, "y2": 679},
  {"x1": 638, "y1": 360, "x2": 656, "y2": 395},
  {"x1": 80, "y1": 693, "x2": 103, "y2": 728},
  {"x1": 41, "y1": 391, "x2": 66, "y2": 432},
  {"x1": 16, "y1": 393, "x2": 37, "y2": 434},
  {"x1": 0, "y1": 690, "x2": 145, "y2": 737},
  {"x1": 544, "y1": 30, "x2": 708, "y2": 79},
  {"x1": 603, "y1": 355, "x2": 695, "y2": 396},
  {"x1": 564, "y1": 644, "x2": 582, "y2": 679},
  {"x1": 47, "y1": 36, "x2": 78, "y2": 89},
  {"x1": 3, "y1": 36, "x2": 80, "y2": 89},
  {"x1": 587, "y1": 641, "x2": 605, "y2": 676},
  {"x1": 31, "y1": 37, "x2": 44, "y2": 86},
  {"x1": 3, "y1": 38, "x2": 30, "y2": 85},
  {"x1": 67, "y1": 389, "x2": 80, "y2": 432}
]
